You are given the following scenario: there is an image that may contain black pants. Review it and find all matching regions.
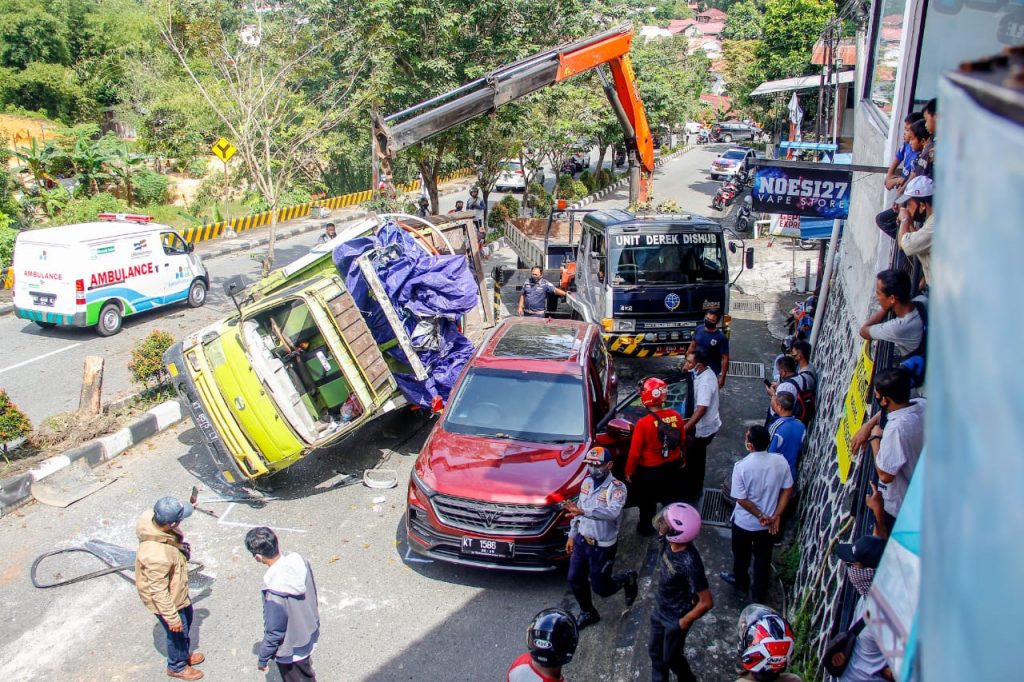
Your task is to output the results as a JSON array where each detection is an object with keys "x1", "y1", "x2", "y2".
[
  {"x1": 632, "y1": 459, "x2": 683, "y2": 532},
  {"x1": 277, "y1": 657, "x2": 316, "y2": 681},
  {"x1": 681, "y1": 433, "x2": 715, "y2": 502},
  {"x1": 649, "y1": 615, "x2": 696, "y2": 682},
  {"x1": 568, "y1": 538, "x2": 623, "y2": 613},
  {"x1": 731, "y1": 522, "x2": 775, "y2": 602}
]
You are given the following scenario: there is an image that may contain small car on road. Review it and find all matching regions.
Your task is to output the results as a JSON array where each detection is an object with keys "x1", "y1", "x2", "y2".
[
  {"x1": 405, "y1": 317, "x2": 693, "y2": 570},
  {"x1": 710, "y1": 146, "x2": 756, "y2": 181},
  {"x1": 495, "y1": 159, "x2": 543, "y2": 192}
]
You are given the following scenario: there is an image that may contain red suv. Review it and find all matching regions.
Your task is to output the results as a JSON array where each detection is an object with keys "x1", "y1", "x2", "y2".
[{"x1": 406, "y1": 318, "x2": 694, "y2": 571}]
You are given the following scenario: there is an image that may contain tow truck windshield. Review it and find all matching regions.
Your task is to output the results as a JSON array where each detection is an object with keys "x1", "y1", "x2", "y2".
[
  {"x1": 610, "y1": 234, "x2": 726, "y2": 285},
  {"x1": 443, "y1": 369, "x2": 586, "y2": 442}
]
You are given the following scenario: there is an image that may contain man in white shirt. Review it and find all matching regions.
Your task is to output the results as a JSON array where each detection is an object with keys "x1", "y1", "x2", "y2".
[
  {"x1": 681, "y1": 349, "x2": 721, "y2": 502},
  {"x1": 719, "y1": 426, "x2": 793, "y2": 603}
]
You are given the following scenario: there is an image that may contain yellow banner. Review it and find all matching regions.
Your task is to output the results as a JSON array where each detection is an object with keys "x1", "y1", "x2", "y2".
[{"x1": 835, "y1": 340, "x2": 875, "y2": 483}]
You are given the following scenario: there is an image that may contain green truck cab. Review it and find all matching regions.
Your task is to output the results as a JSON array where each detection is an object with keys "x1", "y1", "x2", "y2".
[{"x1": 165, "y1": 215, "x2": 489, "y2": 486}]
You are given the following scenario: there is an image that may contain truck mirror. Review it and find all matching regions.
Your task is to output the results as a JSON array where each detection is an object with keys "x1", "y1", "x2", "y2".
[
  {"x1": 745, "y1": 247, "x2": 755, "y2": 270},
  {"x1": 223, "y1": 274, "x2": 248, "y2": 298},
  {"x1": 187, "y1": 242, "x2": 195, "y2": 253},
  {"x1": 728, "y1": 241, "x2": 738, "y2": 254}
]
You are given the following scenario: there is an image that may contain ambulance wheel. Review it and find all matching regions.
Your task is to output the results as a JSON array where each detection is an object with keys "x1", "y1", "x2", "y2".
[
  {"x1": 187, "y1": 279, "x2": 208, "y2": 308},
  {"x1": 34, "y1": 321, "x2": 56, "y2": 329},
  {"x1": 96, "y1": 303, "x2": 123, "y2": 337}
]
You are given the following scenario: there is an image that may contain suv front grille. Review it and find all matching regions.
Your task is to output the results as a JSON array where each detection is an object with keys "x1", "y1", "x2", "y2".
[{"x1": 430, "y1": 494, "x2": 557, "y2": 536}]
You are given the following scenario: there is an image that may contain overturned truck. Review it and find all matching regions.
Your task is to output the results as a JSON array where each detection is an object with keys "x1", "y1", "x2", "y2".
[{"x1": 164, "y1": 215, "x2": 492, "y2": 486}]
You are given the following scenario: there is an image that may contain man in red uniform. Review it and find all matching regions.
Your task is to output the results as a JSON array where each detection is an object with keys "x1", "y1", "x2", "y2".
[
  {"x1": 507, "y1": 608, "x2": 578, "y2": 682},
  {"x1": 626, "y1": 377, "x2": 685, "y2": 536}
]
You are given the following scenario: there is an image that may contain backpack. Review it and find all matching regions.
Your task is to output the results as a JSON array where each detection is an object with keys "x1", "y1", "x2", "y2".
[
  {"x1": 822, "y1": 618, "x2": 866, "y2": 676},
  {"x1": 899, "y1": 300, "x2": 928, "y2": 388},
  {"x1": 781, "y1": 371, "x2": 816, "y2": 425},
  {"x1": 645, "y1": 407, "x2": 683, "y2": 459}
]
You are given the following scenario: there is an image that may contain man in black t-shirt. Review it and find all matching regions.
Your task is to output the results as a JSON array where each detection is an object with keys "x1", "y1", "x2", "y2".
[
  {"x1": 685, "y1": 309, "x2": 729, "y2": 387},
  {"x1": 649, "y1": 503, "x2": 714, "y2": 682}
]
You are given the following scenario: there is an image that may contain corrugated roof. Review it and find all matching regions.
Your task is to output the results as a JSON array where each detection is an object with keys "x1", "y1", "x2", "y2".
[
  {"x1": 811, "y1": 38, "x2": 857, "y2": 66},
  {"x1": 749, "y1": 70, "x2": 854, "y2": 97}
]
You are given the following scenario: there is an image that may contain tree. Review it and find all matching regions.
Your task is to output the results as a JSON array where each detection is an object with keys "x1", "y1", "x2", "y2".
[
  {"x1": 721, "y1": 39, "x2": 765, "y2": 113},
  {"x1": 631, "y1": 37, "x2": 707, "y2": 133},
  {"x1": 722, "y1": 1, "x2": 764, "y2": 40},
  {"x1": 108, "y1": 143, "x2": 144, "y2": 206},
  {"x1": 9, "y1": 62, "x2": 92, "y2": 124},
  {"x1": 0, "y1": 2, "x2": 71, "y2": 69},
  {"x1": 466, "y1": 115, "x2": 521, "y2": 228},
  {"x1": 12, "y1": 137, "x2": 58, "y2": 190},
  {"x1": 157, "y1": 1, "x2": 371, "y2": 275},
  {"x1": 756, "y1": 0, "x2": 833, "y2": 80}
]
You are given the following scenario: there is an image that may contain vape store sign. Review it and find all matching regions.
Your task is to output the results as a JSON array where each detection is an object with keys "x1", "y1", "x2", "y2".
[{"x1": 752, "y1": 165, "x2": 852, "y2": 220}]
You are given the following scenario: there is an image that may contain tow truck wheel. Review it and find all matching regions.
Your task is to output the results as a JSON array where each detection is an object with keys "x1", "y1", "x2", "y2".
[
  {"x1": 96, "y1": 302, "x2": 123, "y2": 337},
  {"x1": 187, "y1": 279, "x2": 208, "y2": 308}
]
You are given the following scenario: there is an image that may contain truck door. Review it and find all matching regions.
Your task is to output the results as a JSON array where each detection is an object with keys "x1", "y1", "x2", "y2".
[{"x1": 159, "y1": 231, "x2": 193, "y2": 298}]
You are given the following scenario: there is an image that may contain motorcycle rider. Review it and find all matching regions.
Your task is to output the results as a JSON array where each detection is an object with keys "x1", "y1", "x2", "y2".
[
  {"x1": 507, "y1": 608, "x2": 579, "y2": 682},
  {"x1": 562, "y1": 447, "x2": 639, "y2": 631},
  {"x1": 415, "y1": 196, "x2": 430, "y2": 219},
  {"x1": 466, "y1": 186, "x2": 486, "y2": 240}
]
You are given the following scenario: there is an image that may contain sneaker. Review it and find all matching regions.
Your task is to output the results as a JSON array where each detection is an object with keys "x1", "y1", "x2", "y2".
[
  {"x1": 576, "y1": 610, "x2": 601, "y2": 631},
  {"x1": 622, "y1": 570, "x2": 639, "y2": 607},
  {"x1": 167, "y1": 667, "x2": 203, "y2": 680}
]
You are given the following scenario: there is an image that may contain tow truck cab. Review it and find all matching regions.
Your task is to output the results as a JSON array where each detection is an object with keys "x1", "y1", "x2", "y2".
[{"x1": 570, "y1": 210, "x2": 730, "y2": 357}]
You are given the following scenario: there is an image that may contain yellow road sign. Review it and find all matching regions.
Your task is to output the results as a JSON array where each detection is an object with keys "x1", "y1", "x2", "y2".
[{"x1": 211, "y1": 137, "x2": 237, "y2": 162}]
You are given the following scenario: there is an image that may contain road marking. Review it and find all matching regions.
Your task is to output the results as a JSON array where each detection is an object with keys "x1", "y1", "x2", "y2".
[
  {"x1": 0, "y1": 343, "x2": 81, "y2": 375},
  {"x1": 216, "y1": 502, "x2": 307, "y2": 533}
]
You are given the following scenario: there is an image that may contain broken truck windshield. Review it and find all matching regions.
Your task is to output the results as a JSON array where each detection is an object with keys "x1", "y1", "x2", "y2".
[{"x1": 609, "y1": 232, "x2": 725, "y2": 285}]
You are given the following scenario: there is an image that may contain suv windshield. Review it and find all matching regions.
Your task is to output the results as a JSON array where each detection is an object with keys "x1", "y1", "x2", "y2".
[
  {"x1": 723, "y1": 150, "x2": 746, "y2": 160},
  {"x1": 444, "y1": 368, "x2": 586, "y2": 442},
  {"x1": 610, "y1": 233, "x2": 726, "y2": 285},
  {"x1": 500, "y1": 161, "x2": 522, "y2": 172}
]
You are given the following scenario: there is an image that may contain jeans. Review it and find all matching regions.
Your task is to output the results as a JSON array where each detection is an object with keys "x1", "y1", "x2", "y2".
[
  {"x1": 681, "y1": 433, "x2": 716, "y2": 502},
  {"x1": 156, "y1": 604, "x2": 193, "y2": 672},
  {"x1": 648, "y1": 615, "x2": 696, "y2": 682},
  {"x1": 278, "y1": 657, "x2": 317, "y2": 681},
  {"x1": 568, "y1": 538, "x2": 622, "y2": 613},
  {"x1": 731, "y1": 523, "x2": 775, "y2": 602}
]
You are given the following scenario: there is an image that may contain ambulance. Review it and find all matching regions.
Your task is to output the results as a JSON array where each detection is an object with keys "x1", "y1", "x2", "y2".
[{"x1": 12, "y1": 213, "x2": 210, "y2": 336}]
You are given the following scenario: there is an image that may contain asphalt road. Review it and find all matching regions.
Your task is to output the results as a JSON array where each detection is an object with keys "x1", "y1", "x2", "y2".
[{"x1": 0, "y1": 145, "x2": 788, "y2": 682}]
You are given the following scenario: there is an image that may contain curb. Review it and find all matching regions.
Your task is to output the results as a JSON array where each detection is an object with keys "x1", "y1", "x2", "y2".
[
  {"x1": 0, "y1": 399, "x2": 184, "y2": 518},
  {"x1": 566, "y1": 146, "x2": 695, "y2": 210}
]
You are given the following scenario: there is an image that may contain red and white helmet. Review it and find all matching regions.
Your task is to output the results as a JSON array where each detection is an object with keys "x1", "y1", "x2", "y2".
[
  {"x1": 655, "y1": 503, "x2": 702, "y2": 544},
  {"x1": 737, "y1": 604, "x2": 796, "y2": 674},
  {"x1": 640, "y1": 377, "x2": 668, "y2": 407}
]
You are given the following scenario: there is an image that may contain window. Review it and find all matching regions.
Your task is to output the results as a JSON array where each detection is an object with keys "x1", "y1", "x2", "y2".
[
  {"x1": 911, "y1": 1, "x2": 1007, "y2": 106},
  {"x1": 865, "y1": 0, "x2": 907, "y2": 120},
  {"x1": 161, "y1": 232, "x2": 188, "y2": 255}
]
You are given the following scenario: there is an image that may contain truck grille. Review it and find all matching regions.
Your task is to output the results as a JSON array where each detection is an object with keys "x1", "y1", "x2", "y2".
[{"x1": 430, "y1": 495, "x2": 557, "y2": 536}]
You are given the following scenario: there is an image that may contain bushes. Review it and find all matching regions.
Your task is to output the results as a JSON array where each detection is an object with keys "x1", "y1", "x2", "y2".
[
  {"x1": 59, "y1": 192, "x2": 127, "y2": 224},
  {"x1": 132, "y1": 168, "x2": 169, "y2": 206},
  {"x1": 0, "y1": 389, "x2": 32, "y2": 444},
  {"x1": 186, "y1": 158, "x2": 208, "y2": 179},
  {"x1": 556, "y1": 179, "x2": 588, "y2": 202},
  {"x1": 487, "y1": 203, "x2": 511, "y2": 231},
  {"x1": 0, "y1": 212, "x2": 15, "y2": 271},
  {"x1": 128, "y1": 330, "x2": 175, "y2": 387},
  {"x1": 497, "y1": 194, "x2": 520, "y2": 219},
  {"x1": 526, "y1": 181, "x2": 553, "y2": 216}
]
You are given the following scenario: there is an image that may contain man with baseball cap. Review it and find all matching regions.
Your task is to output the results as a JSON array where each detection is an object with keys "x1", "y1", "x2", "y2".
[
  {"x1": 896, "y1": 175, "x2": 935, "y2": 285},
  {"x1": 836, "y1": 534, "x2": 887, "y2": 598},
  {"x1": 561, "y1": 447, "x2": 638, "y2": 630},
  {"x1": 135, "y1": 496, "x2": 204, "y2": 680}
]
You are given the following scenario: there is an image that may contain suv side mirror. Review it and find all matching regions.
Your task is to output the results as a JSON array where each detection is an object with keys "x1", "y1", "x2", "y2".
[{"x1": 606, "y1": 417, "x2": 633, "y2": 437}]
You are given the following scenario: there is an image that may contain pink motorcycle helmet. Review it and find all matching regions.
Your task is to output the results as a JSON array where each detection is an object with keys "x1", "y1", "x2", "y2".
[{"x1": 655, "y1": 503, "x2": 702, "y2": 544}]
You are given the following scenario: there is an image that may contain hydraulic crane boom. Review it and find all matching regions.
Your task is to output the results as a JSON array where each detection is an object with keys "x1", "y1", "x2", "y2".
[{"x1": 372, "y1": 24, "x2": 655, "y2": 204}]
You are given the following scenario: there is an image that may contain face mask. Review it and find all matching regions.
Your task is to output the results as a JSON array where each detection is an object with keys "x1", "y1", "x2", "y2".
[
  {"x1": 704, "y1": 319, "x2": 717, "y2": 329},
  {"x1": 588, "y1": 465, "x2": 608, "y2": 482},
  {"x1": 530, "y1": 275, "x2": 541, "y2": 284},
  {"x1": 848, "y1": 566, "x2": 875, "y2": 596}
]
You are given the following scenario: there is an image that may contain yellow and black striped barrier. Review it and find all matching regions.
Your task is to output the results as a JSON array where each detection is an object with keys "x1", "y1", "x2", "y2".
[
  {"x1": 606, "y1": 334, "x2": 690, "y2": 358},
  {"x1": 181, "y1": 168, "x2": 475, "y2": 245}
]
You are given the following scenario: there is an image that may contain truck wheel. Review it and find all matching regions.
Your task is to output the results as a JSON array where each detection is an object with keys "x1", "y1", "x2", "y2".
[
  {"x1": 187, "y1": 279, "x2": 208, "y2": 308},
  {"x1": 97, "y1": 302, "x2": 122, "y2": 337},
  {"x1": 34, "y1": 321, "x2": 57, "y2": 329}
]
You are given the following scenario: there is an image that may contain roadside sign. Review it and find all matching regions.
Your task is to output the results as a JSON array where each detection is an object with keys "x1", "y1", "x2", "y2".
[
  {"x1": 752, "y1": 164, "x2": 852, "y2": 219},
  {"x1": 211, "y1": 137, "x2": 237, "y2": 162}
]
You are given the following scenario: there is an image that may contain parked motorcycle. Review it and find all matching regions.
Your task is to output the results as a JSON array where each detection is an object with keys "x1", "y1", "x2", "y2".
[
  {"x1": 736, "y1": 195, "x2": 754, "y2": 233},
  {"x1": 785, "y1": 294, "x2": 818, "y2": 338},
  {"x1": 712, "y1": 178, "x2": 740, "y2": 211},
  {"x1": 614, "y1": 149, "x2": 626, "y2": 167}
]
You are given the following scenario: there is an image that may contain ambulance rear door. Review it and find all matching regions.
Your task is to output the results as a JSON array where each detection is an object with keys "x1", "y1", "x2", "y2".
[{"x1": 12, "y1": 236, "x2": 78, "y2": 325}]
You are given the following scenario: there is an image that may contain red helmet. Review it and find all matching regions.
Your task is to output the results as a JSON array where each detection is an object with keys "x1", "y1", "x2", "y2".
[
  {"x1": 640, "y1": 377, "x2": 668, "y2": 407},
  {"x1": 737, "y1": 604, "x2": 796, "y2": 674}
]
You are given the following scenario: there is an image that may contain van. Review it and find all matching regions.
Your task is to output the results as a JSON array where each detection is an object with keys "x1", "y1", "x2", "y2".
[{"x1": 12, "y1": 213, "x2": 209, "y2": 336}]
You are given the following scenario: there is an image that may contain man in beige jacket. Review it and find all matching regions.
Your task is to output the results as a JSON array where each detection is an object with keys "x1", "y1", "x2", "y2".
[{"x1": 135, "y1": 496, "x2": 204, "y2": 680}]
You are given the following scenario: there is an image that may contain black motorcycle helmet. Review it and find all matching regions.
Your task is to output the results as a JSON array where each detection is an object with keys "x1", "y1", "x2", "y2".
[
  {"x1": 418, "y1": 196, "x2": 429, "y2": 206},
  {"x1": 527, "y1": 608, "x2": 579, "y2": 667}
]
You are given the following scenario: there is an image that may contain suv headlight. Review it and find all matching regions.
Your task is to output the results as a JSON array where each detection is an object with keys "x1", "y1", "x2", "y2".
[{"x1": 411, "y1": 470, "x2": 436, "y2": 498}]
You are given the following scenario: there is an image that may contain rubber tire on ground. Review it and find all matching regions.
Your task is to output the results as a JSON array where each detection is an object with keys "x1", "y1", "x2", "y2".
[
  {"x1": 187, "y1": 279, "x2": 207, "y2": 308},
  {"x1": 34, "y1": 321, "x2": 57, "y2": 329},
  {"x1": 724, "y1": 134, "x2": 733, "y2": 142},
  {"x1": 96, "y1": 302, "x2": 122, "y2": 337}
]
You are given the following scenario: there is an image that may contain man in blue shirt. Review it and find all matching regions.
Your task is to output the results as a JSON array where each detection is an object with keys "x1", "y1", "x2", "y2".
[
  {"x1": 685, "y1": 309, "x2": 729, "y2": 386},
  {"x1": 518, "y1": 265, "x2": 567, "y2": 317},
  {"x1": 767, "y1": 392, "x2": 805, "y2": 482}
]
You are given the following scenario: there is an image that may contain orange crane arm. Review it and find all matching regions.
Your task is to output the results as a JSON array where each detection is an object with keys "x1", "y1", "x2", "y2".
[{"x1": 373, "y1": 24, "x2": 655, "y2": 204}]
